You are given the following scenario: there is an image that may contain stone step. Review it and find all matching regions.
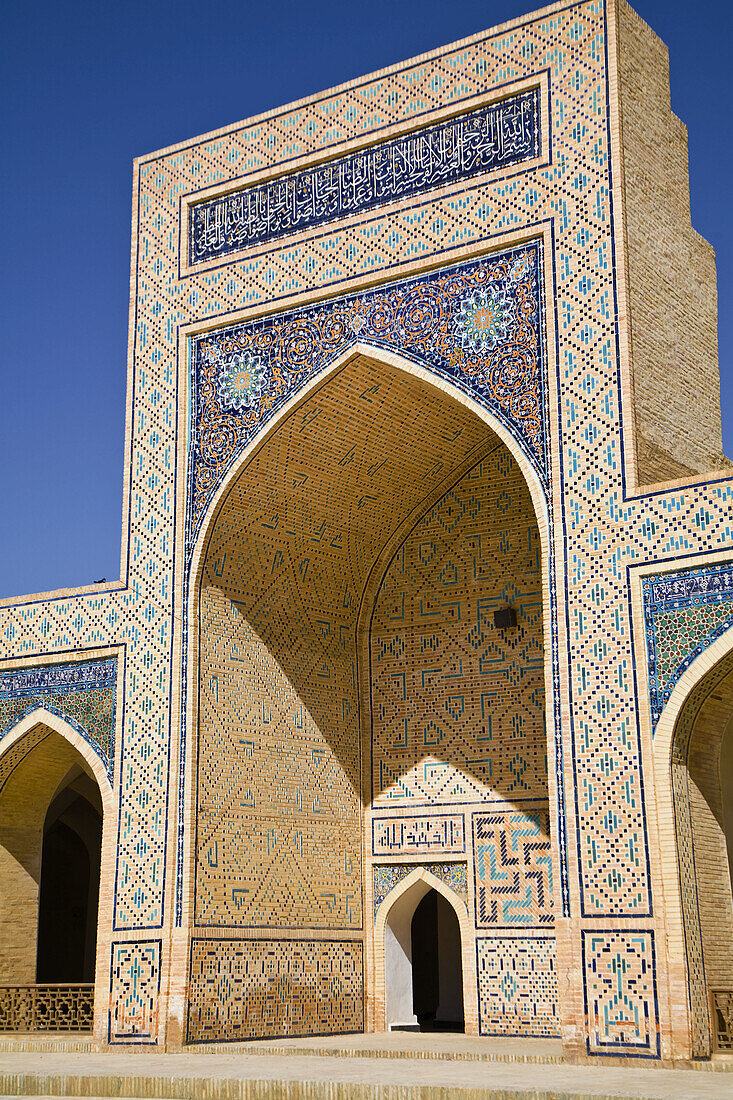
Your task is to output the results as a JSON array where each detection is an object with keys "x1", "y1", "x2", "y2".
[
  {"x1": 0, "y1": 1052, "x2": 731, "y2": 1100},
  {"x1": 0, "y1": 1038, "x2": 92, "y2": 1055},
  {"x1": 187, "y1": 1035, "x2": 565, "y2": 1065}
]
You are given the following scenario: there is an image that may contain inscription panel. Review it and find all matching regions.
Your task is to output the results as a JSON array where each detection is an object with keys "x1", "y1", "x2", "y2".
[
  {"x1": 372, "y1": 814, "x2": 466, "y2": 856},
  {"x1": 189, "y1": 87, "x2": 540, "y2": 264}
]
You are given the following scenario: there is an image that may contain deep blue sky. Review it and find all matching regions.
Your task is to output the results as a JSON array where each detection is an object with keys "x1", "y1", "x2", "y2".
[{"x1": 1, "y1": 0, "x2": 731, "y2": 599}]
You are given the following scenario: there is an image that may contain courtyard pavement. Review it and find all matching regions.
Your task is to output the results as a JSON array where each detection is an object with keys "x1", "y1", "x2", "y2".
[{"x1": 0, "y1": 1034, "x2": 732, "y2": 1099}]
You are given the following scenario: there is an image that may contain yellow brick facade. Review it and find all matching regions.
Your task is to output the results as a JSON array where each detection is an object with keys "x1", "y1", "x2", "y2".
[{"x1": 1, "y1": 0, "x2": 733, "y2": 1064}]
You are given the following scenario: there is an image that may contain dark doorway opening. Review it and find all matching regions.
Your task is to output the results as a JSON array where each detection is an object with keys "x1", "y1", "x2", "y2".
[
  {"x1": 36, "y1": 771, "x2": 102, "y2": 983},
  {"x1": 410, "y1": 889, "x2": 464, "y2": 1032}
]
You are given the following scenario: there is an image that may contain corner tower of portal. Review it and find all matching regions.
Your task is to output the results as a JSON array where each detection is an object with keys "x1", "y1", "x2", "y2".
[{"x1": 614, "y1": 0, "x2": 729, "y2": 483}]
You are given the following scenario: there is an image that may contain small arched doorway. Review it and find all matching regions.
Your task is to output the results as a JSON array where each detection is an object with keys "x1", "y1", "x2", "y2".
[
  {"x1": 383, "y1": 876, "x2": 466, "y2": 1033},
  {"x1": 0, "y1": 716, "x2": 108, "y2": 1032},
  {"x1": 410, "y1": 890, "x2": 464, "y2": 1031}
]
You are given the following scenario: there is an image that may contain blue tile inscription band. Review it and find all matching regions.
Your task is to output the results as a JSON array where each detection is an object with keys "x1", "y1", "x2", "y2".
[
  {"x1": 0, "y1": 659, "x2": 116, "y2": 698},
  {"x1": 188, "y1": 88, "x2": 541, "y2": 265}
]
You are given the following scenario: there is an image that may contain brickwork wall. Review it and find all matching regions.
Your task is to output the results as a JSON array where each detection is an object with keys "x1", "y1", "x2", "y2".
[
  {"x1": 617, "y1": 0, "x2": 729, "y2": 483},
  {"x1": 0, "y1": 0, "x2": 731, "y2": 1059},
  {"x1": 191, "y1": 356, "x2": 499, "y2": 1040}
]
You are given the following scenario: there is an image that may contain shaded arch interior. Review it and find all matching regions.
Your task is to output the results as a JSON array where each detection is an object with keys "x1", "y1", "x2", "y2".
[
  {"x1": 0, "y1": 724, "x2": 104, "y2": 985},
  {"x1": 671, "y1": 648, "x2": 733, "y2": 1055}
]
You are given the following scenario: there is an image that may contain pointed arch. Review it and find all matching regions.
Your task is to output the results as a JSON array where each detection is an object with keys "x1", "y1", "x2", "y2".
[
  {"x1": 187, "y1": 343, "x2": 549, "y2": 601},
  {"x1": 652, "y1": 627, "x2": 733, "y2": 1058},
  {"x1": 0, "y1": 708, "x2": 113, "y2": 1038},
  {"x1": 373, "y1": 866, "x2": 477, "y2": 1035},
  {"x1": 0, "y1": 707, "x2": 113, "y2": 813},
  {"x1": 182, "y1": 342, "x2": 556, "y2": 1042}
]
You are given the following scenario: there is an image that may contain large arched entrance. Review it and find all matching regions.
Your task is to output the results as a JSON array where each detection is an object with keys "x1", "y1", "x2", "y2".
[
  {"x1": 185, "y1": 349, "x2": 555, "y2": 1044},
  {"x1": 663, "y1": 644, "x2": 733, "y2": 1056},
  {"x1": 0, "y1": 715, "x2": 108, "y2": 1032}
]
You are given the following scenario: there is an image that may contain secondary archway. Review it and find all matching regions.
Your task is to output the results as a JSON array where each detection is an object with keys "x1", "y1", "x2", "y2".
[
  {"x1": 376, "y1": 868, "x2": 472, "y2": 1033},
  {"x1": 660, "y1": 642, "x2": 733, "y2": 1056},
  {"x1": 0, "y1": 712, "x2": 110, "y2": 1032}
]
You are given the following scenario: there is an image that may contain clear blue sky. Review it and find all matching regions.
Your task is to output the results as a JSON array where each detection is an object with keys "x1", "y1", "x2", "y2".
[{"x1": 1, "y1": 0, "x2": 731, "y2": 599}]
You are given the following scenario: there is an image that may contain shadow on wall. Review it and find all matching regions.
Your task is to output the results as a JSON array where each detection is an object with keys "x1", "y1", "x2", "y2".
[{"x1": 193, "y1": 356, "x2": 548, "y2": 929}]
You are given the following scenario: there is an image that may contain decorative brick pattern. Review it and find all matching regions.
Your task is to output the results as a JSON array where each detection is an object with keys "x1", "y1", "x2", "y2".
[
  {"x1": 370, "y1": 448, "x2": 545, "y2": 807},
  {"x1": 473, "y1": 808, "x2": 553, "y2": 928},
  {"x1": 194, "y1": 359, "x2": 497, "y2": 932},
  {"x1": 108, "y1": 941, "x2": 161, "y2": 1045},
  {"x1": 582, "y1": 931, "x2": 660, "y2": 1058},
  {"x1": 187, "y1": 939, "x2": 363, "y2": 1043},
  {"x1": 476, "y1": 936, "x2": 558, "y2": 1037}
]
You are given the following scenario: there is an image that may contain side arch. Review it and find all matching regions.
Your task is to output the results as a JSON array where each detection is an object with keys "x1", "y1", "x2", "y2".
[
  {"x1": 373, "y1": 866, "x2": 477, "y2": 1035},
  {"x1": 0, "y1": 708, "x2": 113, "y2": 812},
  {"x1": 0, "y1": 708, "x2": 114, "y2": 1039},
  {"x1": 653, "y1": 627, "x2": 733, "y2": 1058}
]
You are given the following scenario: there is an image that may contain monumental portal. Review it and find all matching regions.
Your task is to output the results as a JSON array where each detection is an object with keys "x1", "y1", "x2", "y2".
[{"x1": 1, "y1": 0, "x2": 732, "y2": 1064}]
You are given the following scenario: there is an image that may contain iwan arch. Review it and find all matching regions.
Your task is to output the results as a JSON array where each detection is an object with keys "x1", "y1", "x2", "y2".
[{"x1": 1, "y1": 0, "x2": 732, "y2": 1064}]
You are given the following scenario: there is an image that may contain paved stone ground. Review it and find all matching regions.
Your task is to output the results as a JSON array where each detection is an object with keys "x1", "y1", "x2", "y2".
[{"x1": 0, "y1": 1036, "x2": 733, "y2": 1100}]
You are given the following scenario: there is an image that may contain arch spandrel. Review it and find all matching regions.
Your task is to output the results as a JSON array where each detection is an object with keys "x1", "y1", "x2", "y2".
[
  {"x1": 0, "y1": 708, "x2": 113, "y2": 812},
  {"x1": 185, "y1": 239, "x2": 549, "y2": 569}
]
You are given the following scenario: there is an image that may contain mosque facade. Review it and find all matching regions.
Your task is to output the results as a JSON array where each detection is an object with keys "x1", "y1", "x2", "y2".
[{"x1": 1, "y1": 0, "x2": 732, "y2": 1064}]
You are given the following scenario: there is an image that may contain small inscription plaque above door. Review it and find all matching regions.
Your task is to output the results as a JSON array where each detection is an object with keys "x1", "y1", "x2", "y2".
[{"x1": 372, "y1": 813, "x2": 466, "y2": 856}]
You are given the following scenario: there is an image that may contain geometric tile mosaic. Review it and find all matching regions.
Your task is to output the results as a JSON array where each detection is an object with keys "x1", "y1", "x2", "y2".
[
  {"x1": 643, "y1": 562, "x2": 733, "y2": 728},
  {"x1": 0, "y1": 657, "x2": 117, "y2": 780},
  {"x1": 473, "y1": 808, "x2": 553, "y2": 928},
  {"x1": 582, "y1": 931, "x2": 660, "y2": 1058},
  {"x1": 373, "y1": 862, "x2": 468, "y2": 918},
  {"x1": 476, "y1": 936, "x2": 559, "y2": 1037},
  {"x1": 187, "y1": 939, "x2": 363, "y2": 1043},
  {"x1": 370, "y1": 448, "x2": 546, "y2": 808}
]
